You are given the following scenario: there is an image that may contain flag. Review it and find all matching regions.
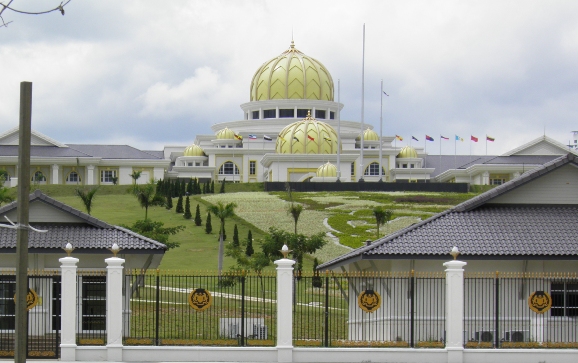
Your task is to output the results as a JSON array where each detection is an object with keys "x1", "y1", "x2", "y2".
[
  {"x1": 441, "y1": 135, "x2": 449, "y2": 140},
  {"x1": 263, "y1": 135, "x2": 272, "y2": 141},
  {"x1": 307, "y1": 135, "x2": 315, "y2": 141},
  {"x1": 383, "y1": 91, "x2": 389, "y2": 96},
  {"x1": 395, "y1": 135, "x2": 403, "y2": 141},
  {"x1": 293, "y1": 136, "x2": 300, "y2": 142},
  {"x1": 471, "y1": 135, "x2": 478, "y2": 142},
  {"x1": 426, "y1": 135, "x2": 434, "y2": 141},
  {"x1": 412, "y1": 136, "x2": 419, "y2": 141},
  {"x1": 248, "y1": 134, "x2": 257, "y2": 140},
  {"x1": 455, "y1": 135, "x2": 463, "y2": 142},
  {"x1": 487, "y1": 135, "x2": 495, "y2": 142},
  {"x1": 234, "y1": 133, "x2": 243, "y2": 140}
]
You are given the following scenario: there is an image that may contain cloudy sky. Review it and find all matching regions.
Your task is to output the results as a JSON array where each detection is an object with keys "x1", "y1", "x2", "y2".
[{"x1": 1, "y1": 0, "x2": 578, "y2": 155}]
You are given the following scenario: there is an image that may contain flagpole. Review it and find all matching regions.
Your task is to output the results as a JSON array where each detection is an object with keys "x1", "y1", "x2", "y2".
[
  {"x1": 379, "y1": 79, "x2": 383, "y2": 182},
  {"x1": 454, "y1": 136, "x2": 456, "y2": 169},
  {"x1": 337, "y1": 79, "x2": 341, "y2": 181},
  {"x1": 485, "y1": 135, "x2": 487, "y2": 156},
  {"x1": 359, "y1": 23, "x2": 365, "y2": 182},
  {"x1": 424, "y1": 137, "x2": 427, "y2": 168},
  {"x1": 439, "y1": 135, "x2": 441, "y2": 167}
]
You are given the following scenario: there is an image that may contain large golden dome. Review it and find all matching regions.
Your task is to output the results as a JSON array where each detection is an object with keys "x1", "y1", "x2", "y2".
[
  {"x1": 216, "y1": 127, "x2": 236, "y2": 140},
  {"x1": 356, "y1": 128, "x2": 379, "y2": 141},
  {"x1": 183, "y1": 144, "x2": 205, "y2": 157},
  {"x1": 250, "y1": 41, "x2": 334, "y2": 101},
  {"x1": 316, "y1": 162, "x2": 337, "y2": 177},
  {"x1": 275, "y1": 111, "x2": 339, "y2": 154},
  {"x1": 398, "y1": 146, "x2": 418, "y2": 158}
]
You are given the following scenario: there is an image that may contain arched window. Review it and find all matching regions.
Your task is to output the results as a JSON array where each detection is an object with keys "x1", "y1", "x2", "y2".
[
  {"x1": 66, "y1": 171, "x2": 81, "y2": 183},
  {"x1": 32, "y1": 171, "x2": 46, "y2": 183},
  {"x1": 218, "y1": 161, "x2": 239, "y2": 175},
  {"x1": 364, "y1": 162, "x2": 385, "y2": 176}
]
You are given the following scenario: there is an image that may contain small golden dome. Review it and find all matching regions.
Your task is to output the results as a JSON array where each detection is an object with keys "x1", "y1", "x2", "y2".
[
  {"x1": 250, "y1": 41, "x2": 334, "y2": 101},
  {"x1": 275, "y1": 111, "x2": 339, "y2": 154},
  {"x1": 398, "y1": 146, "x2": 418, "y2": 158},
  {"x1": 316, "y1": 162, "x2": 337, "y2": 177},
  {"x1": 216, "y1": 127, "x2": 236, "y2": 140},
  {"x1": 356, "y1": 128, "x2": 379, "y2": 141},
  {"x1": 183, "y1": 144, "x2": 205, "y2": 157}
]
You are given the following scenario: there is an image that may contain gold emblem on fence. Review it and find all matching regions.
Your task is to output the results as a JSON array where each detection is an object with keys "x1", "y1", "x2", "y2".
[
  {"x1": 357, "y1": 289, "x2": 381, "y2": 313},
  {"x1": 13, "y1": 288, "x2": 39, "y2": 311},
  {"x1": 188, "y1": 288, "x2": 212, "y2": 311},
  {"x1": 528, "y1": 291, "x2": 552, "y2": 314}
]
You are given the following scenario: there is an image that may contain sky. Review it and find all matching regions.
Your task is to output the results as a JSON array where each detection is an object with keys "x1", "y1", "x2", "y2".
[{"x1": 1, "y1": 0, "x2": 578, "y2": 155}]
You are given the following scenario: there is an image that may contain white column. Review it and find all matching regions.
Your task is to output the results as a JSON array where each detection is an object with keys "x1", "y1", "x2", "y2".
[
  {"x1": 51, "y1": 164, "x2": 59, "y2": 184},
  {"x1": 105, "y1": 256, "x2": 125, "y2": 361},
  {"x1": 59, "y1": 256, "x2": 79, "y2": 362},
  {"x1": 87, "y1": 165, "x2": 95, "y2": 185},
  {"x1": 444, "y1": 259, "x2": 467, "y2": 363},
  {"x1": 274, "y1": 257, "x2": 295, "y2": 363}
]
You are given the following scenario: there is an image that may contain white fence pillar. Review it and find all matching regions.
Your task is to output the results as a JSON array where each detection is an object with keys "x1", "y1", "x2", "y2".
[
  {"x1": 59, "y1": 256, "x2": 79, "y2": 361},
  {"x1": 444, "y1": 259, "x2": 467, "y2": 363},
  {"x1": 274, "y1": 256, "x2": 295, "y2": 362},
  {"x1": 106, "y1": 256, "x2": 125, "y2": 362}
]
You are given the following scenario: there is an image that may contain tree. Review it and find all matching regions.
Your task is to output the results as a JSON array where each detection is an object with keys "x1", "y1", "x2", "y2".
[
  {"x1": 245, "y1": 230, "x2": 254, "y2": 257},
  {"x1": 194, "y1": 204, "x2": 202, "y2": 226},
  {"x1": 132, "y1": 180, "x2": 165, "y2": 220},
  {"x1": 0, "y1": 174, "x2": 13, "y2": 206},
  {"x1": 1, "y1": 0, "x2": 72, "y2": 28},
  {"x1": 286, "y1": 184, "x2": 303, "y2": 234},
  {"x1": 205, "y1": 212, "x2": 212, "y2": 234},
  {"x1": 175, "y1": 194, "x2": 183, "y2": 213},
  {"x1": 312, "y1": 258, "x2": 323, "y2": 288},
  {"x1": 75, "y1": 186, "x2": 99, "y2": 215},
  {"x1": 129, "y1": 170, "x2": 142, "y2": 184},
  {"x1": 261, "y1": 227, "x2": 326, "y2": 275},
  {"x1": 187, "y1": 179, "x2": 193, "y2": 195},
  {"x1": 372, "y1": 206, "x2": 393, "y2": 238},
  {"x1": 219, "y1": 178, "x2": 226, "y2": 193},
  {"x1": 210, "y1": 180, "x2": 215, "y2": 193},
  {"x1": 121, "y1": 219, "x2": 184, "y2": 250},
  {"x1": 165, "y1": 195, "x2": 173, "y2": 210},
  {"x1": 183, "y1": 196, "x2": 192, "y2": 219},
  {"x1": 207, "y1": 201, "x2": 237, "y2": 275},
  {"x1": 232, "y1": 224, "x2": 240, "y2": 248}
]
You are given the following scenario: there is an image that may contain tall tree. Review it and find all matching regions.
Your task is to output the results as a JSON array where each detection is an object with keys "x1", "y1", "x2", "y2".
[
  {"x1": 372, "y1": 206, "x2": 393, "y2": 238},
  {"x1": 232, "y1": 224, "x2": 240, "y2": 248},
  {"x1": 121, "y1": 219, "x2": 184, "y2": 250},
  {"x1": 207, "y1": 201, "x2": 237, "y2": 275},
  {"x1": 205, "y1": 212, "x2": 212, "y2": 234},
  {"x1": 75, "y1": 186, "x2": 99, "y2": 215},
  {"x1": 286, "y1": 183, "x2": 303, "y2": 234},
  {"x1": 210, "y1": 180, "x2": 215, "y2": 193},
  {"x1": 175, "y1": 194, "x2": 184, "y2": 213},
  {"x1": 194, "y1": 204, "x2": 202, "y2": 226},
  {"x1": 129, "y1": 170, "x2": 142, "y2": 184},
  {"x1": 183, "y1": 196, "x2": 192, "y2": 219},
  {"x1": 132, "y1": 180, "x2": 165, "y2": 220},
  {"x1": 245, "y1": 230, "x2": 254, "y2": 257},
  {"x1": 219, "y1": 178, "x2": 226, "y2": 193},
  {"x1": 165, "y1": 195, "x2": 173, "y2": 210}
]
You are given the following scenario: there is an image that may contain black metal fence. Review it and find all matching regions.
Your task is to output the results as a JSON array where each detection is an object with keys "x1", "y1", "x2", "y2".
[
  {"x1": 76, "y1": 271, "x2": 107, "y2": 346},
  {"x1": 0, "y1": 271, "x2": 61, "y2": 359},
  {"x1": 264, "y1": 181, "x2": 469, "y2": 193},
  {"x1": 293, "y1": 271, "x2": 446, "y2": 348},
  {"x1": 464, "y1": 272, "x2": 578, "y2": 348},
  {"x1": 123, "y1": 270, "x2": 277, "y2": 346}
]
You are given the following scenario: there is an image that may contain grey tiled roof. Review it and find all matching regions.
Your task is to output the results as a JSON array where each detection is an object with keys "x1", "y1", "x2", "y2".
[
  {"x1": 66, "y1": 145, "x2": 164, "y2": 159},
  {"x1": 0, "y1": 145, "x2": 90, "y2": 157},
  {"x1": 424, "y1": 155, "x2": 559, "y2": 177},
  {"x1": 318, "y1": 154, "x2": 578, "y2": 269}
]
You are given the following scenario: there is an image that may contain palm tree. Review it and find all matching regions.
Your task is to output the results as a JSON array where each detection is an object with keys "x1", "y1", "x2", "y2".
[
  {"x1": 75, "y1": 187, "x2": 99, "y2": 215},
  {"x1": 132, "y1": 180, "x2": 165, "y2": 220},
  {"x1": 288, "y1": 203, "x2": 303, "y2": 235},
  {"x1": 129, "y1": 170, "x2": 142, "y2": 184},
  {"x1": 373, "y1": 206, "x2": 393, "y2": 238},
  {"x1": 207, "y1": 201, "x2": 237, "y2": 276}
]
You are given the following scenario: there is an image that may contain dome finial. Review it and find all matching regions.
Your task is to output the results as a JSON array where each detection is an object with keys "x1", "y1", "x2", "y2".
[{"x1": 290, "y1": 40, "x2": 295, "y2": 49}]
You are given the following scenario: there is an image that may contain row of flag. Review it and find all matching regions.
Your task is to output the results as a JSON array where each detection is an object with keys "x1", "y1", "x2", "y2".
[
  {"x1": 396, "y1": 135, "x2": 495, "y2": 142},
  {"x1": 247, "y1": 134, "x2": 333, "y2": 142}
]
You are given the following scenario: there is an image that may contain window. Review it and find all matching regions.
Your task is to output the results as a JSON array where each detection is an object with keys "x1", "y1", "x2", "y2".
[
  {"x1": 100, "y1": 170, "x2": 116, "y2": 183},
  {"x1": 410, "y1": 164, "x2": 415, "y2": 168},
  {"x1": 219, "y1": 161, "x2": 239, "y2": 175},
  {"x1": 297, "y1": 109, "x2": 308, "y2": 118},
  {"x1": 66, "y1": 171, "x2": 81, "y2": 183},
  {"x1": 279, "y1": 109, "x2": 294, "y2": 118},
  {"x1": 551, "y1": 281, "x2": 578, "y2": 317},
  {"x1": 81, "y1": 276, "x2": 106, "y2": 330},
  {"x1": 490, "y1": 178, "x2": 505, "y2": 185},
  {"x1": 315, "y1": 110, "x2": 326, "y2": 119},
  {"x1": 364, "y1": 162, "x2": 385, "y2": 176},
  {"x1": 252, "y1": 111, "x2": 259, "y2": 119},
  {"x1": 351, "y1": 162, "x2": 355, "y2": 176},
  {"x1": 249, "y1": 161, "x2": 256, "y2": 175},
  {"x1": 187, "y1": 162, "x2": 193, "y2": 166},
  {"x1": 330, "y1": 111, "x2": 335, "y2": 120},
  {"x1": 403, "y1": 164, "x2": 408, "y2": 168},
  {"x1": 263, "y1": 109, "x2": 276, "y2": 119},
  {"x1": 32, "y1": 171, "x2": 46, "y2": 183},
  {"x1": 0, "y1": 276, "x2": 15, "y2": 330}
]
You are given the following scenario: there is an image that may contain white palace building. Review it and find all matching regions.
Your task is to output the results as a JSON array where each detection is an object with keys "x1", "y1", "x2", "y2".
[{"x1": 1, "y1": 41, "x2": 576, "y2": 187}]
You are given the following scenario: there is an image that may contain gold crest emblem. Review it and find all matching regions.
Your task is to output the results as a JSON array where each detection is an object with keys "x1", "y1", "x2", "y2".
[
  {"x1": 13, "y1": 288, "x2": 40, "y2": 311},
  {"x1": 528, "y1": 291, "x2": 552, "y2": 314},
  {"x1": 357, "y1": 289, "x2": 381, "y2": 313},
  {"x1": 188, "y1": 288, "x2": 212, "y2": 311}
]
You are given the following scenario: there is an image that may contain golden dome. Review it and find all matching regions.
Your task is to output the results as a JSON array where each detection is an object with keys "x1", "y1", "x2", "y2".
[
  {"x1": 250, "y1": 41, "x2": 334, "y2": 101},
  {"x1": 275, "y1": 111, "x2": 339, "y2": 154},
  {"x1": 216, "y1": 127, "x2": 236, "y2": 140},
  {"x1": 398, "y1": 146, "x2": 418, "y2": 158},
  {"x1": 356, "y1": 128, "x2": 379, "y2": 141},
  {"x1": 183, "y1": 144, "x2": 205, "y2": 157},
  {"x1": 316, "y1": 162, "x2": 337, "y2": 177}
]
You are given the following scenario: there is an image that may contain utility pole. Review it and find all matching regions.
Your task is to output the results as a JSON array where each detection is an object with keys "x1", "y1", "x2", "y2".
[{"x1": 15, "y1": 81, "x2": 32, "y2": 363}]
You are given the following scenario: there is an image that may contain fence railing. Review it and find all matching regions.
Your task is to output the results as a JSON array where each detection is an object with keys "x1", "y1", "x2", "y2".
[
  {"x1": 123, "y1": 270, "x2": 276, "y2": 346},
  {"x1": 464, "y1": 272, "x2": 578, "y2": 348},
  {"x1": 293, "y1": 271, "x2": 445, "y2": 348},
  {"x1": 76, "y1": 270, "x2": 107, "y2": 346}
]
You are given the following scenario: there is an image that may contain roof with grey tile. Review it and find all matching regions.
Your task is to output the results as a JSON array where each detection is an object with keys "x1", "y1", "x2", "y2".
[
  {"x1": 0, "y1": 190, "x2": 166, "y2": 252},
  {"x1": 318, "y1": 154, "x2": 578, "y2": 269},
  {"x1": 66, "y1": 144, "x2": 164, "y2": 159},
  {"x1": 425, "y1": 155, "x2": 559, "y2": 177},
  {"x1": 0, "y1": 145, "x2": 91, "y2": 158}
]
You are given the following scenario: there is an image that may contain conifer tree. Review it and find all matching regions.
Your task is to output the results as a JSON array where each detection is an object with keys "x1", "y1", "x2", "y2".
[
  {"x1": 232, "y1": 224, "x2": 240, "y2": 248},
  {"x1": 184, "y1": 196, "x2": 192, "y2": 219},
  {"x1": 194, "y1": 204, "x2": 202, "y2": 226},
  {"x1": 219, "y1": 178, "x2": 226, "y2": 193},
  {"x1": 176, "y1": 195, "x2": 184, "y2": 213},
  {"x1": 195, "y1": 179, "x2": 202, "y2": 194},
  {"x1": 187, "y1": 179, "x2": 193, "y2": 195},
  {"x1": 245, "y1": 230, "x2": 254, "y2": 257},
  {"x1": 210, "y1": 180, "x2": 215, "y2": 193},
  {"x1": 180, "y1": 179, "x2": 186, "y2": 196},
  {"x1": 312, "y1": 258, "x2": 323, "y2": 288},
  {"x1": 205, "y1": 212, "x2": 212, "y2": 234},
  {"x1": 166, "y1": 195, "x2": 173, "y2": 210}
]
